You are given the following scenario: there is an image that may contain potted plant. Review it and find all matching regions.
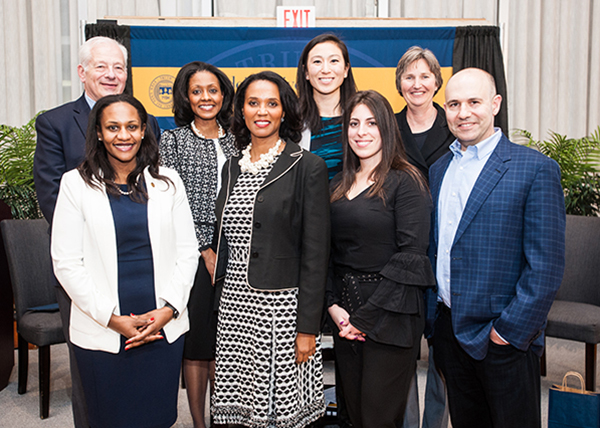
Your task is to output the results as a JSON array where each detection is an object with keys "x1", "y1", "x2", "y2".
[
  {"x1": 0, "y1": 113, "x2": 43, "y2": 220},
  {"x1": 0, "y1": 113, "x2": 45, "y2": 390},
  {"x1": 515, "y1": 128, "x2": 600, "y2": 216}
]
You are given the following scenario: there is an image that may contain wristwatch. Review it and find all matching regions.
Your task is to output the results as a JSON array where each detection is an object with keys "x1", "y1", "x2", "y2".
[{"x1": 164, "y1": 302, "x2": 179, "y2": 319}]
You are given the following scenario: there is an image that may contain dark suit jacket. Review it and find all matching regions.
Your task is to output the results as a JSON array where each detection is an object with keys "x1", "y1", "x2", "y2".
[
  {"x1": 395, "y1": 103, "x2": 454, "y2": 180},
  {"x1": 214, "y1": 142, "x2": 331, "y2": 335},
  {"x1": 33, "y1": 93, "x2": 161, "y2": 224},
  {"x1": 427, "y1": 134, "x2": 566, "y2": 359}
]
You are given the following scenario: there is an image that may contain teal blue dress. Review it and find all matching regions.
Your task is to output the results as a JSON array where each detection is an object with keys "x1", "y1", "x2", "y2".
[{"x1": 310, "y1": 117, "x2": 343, "y2": 181}]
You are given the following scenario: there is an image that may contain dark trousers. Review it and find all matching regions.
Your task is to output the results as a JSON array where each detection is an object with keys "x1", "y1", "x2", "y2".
[
  {"x1": 325, "y1": 315, "x2": 352, "y2": 428},
  {"x1": 56, "y1": 285, "x2": 89, "y2": 428},
  {"x1": 334, "y1": 334, "x2": 419, "y2": 428},
  {"x1": 433, "y1": 306, "x2": 541, "y2": 428}
]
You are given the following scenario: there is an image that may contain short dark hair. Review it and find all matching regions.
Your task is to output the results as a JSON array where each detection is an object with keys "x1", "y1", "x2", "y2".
[
  {"x1": 296, "y1": 34, "x2": 357, "y2": 133},
  {"x1": 171, "y1": 61, "x2": 234, "y2": 128},
  {"x1": 78, "y1": 93, "x2": 171, "y2": 202},
  {"x1": 331, "y1": 90, "x2": 426, "y2": 202},
  {"x1": 231, "y1": 71, "x2": 302, "y2": 151}
]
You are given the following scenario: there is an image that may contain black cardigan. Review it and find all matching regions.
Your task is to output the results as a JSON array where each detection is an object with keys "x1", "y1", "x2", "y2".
[
  {"x1": 214, "y1": 141, "x2": 331, "y2": 335},
  {"x1": 395, "y1": 102, "x2": 454, "y2": 181}
]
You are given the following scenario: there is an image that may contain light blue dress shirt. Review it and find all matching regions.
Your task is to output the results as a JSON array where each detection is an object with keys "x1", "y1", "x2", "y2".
[
  {"x1": 436, "y1": 128, "x2": 502, "y2": 307},
  {"x1": 84, "y1": 92, "x2": 96, "y2": 110}
]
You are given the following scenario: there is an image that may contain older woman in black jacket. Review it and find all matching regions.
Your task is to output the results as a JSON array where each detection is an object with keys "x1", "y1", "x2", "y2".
[
  {"x1": 211, "y1": 71, "x2": 330, "y2": 428},
  {"x1": 394, "y1": 46, "x2": 453, "y2": 428}
]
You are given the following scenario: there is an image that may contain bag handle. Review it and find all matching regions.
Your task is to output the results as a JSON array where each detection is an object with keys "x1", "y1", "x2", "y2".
[{"x1": 562, "y1": 371, "x2": 585, "y2": 392}]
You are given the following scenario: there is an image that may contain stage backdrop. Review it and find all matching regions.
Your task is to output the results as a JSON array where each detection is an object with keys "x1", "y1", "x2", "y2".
[{"x1": 129, "y1": 26, "x2": 455, "y2": 130}]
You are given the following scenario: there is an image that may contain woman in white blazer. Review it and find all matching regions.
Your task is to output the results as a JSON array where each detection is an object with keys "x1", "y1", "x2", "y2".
[{"x1": 51, "y1": 93, "x2": 198, "y2": 428}]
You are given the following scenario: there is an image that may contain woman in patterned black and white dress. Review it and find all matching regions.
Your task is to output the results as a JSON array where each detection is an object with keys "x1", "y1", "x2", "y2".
[
  {"x1": 159, "y1": 62, "x2": 237, "y2": 428},
  {"x1": 211, "y1": 71, "x2": 330, "y2": 427}
]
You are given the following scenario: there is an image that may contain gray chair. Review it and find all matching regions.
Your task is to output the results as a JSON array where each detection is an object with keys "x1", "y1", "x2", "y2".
[
  {"x1": 1, "y1": 219, "x2": 65, "y2": 418},
  {"x1": 541, "y1": 214, "x2": 600, "y2": 391}
]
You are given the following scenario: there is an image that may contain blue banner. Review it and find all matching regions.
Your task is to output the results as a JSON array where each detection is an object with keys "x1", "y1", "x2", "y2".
[{"x1": 129, "y1": 26, "x2": 456, "y2": 130}]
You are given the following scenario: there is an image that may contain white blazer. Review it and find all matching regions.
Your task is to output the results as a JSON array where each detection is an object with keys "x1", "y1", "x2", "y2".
[{"x1": 51, "y1": 166, "x2": 199, "y2": 354}]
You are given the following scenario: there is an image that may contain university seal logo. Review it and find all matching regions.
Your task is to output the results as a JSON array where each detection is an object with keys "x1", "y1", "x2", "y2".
[{"x1": 149, "y1": 74, "x2": 175, "y2": 110}]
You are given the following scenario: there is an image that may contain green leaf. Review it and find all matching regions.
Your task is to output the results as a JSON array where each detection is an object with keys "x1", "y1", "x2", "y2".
[
  {"x1": 515, "y1": 127, "x2": 600, "y2": 216},
  {"x1": 0, "y1": 112, "x2": 44, "y2": 219}
]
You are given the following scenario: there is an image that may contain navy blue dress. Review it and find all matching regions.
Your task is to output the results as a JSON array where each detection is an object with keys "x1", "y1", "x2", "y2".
[{"x1": 74, "y1": 186, "x2": 184, "y2": 428}]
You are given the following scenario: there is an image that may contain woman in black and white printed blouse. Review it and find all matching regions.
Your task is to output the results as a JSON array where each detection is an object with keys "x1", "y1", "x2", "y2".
[{"x1": 159, "y1": 61, "x2": 237, "y2": 428}]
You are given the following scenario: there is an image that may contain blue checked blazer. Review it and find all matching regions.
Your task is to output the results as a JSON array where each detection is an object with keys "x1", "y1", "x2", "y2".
[{"x1": 426, "y1": 134, "x2": 566, "y2": 360}]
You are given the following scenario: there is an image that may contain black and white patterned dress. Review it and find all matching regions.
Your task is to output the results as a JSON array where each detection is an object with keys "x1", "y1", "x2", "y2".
[
  {"x1": 160, "y1": 125, "x2": 237, "y2": 251},
  {"x1": 212, "y1": 158, "x2": 325, "y2": 428}
]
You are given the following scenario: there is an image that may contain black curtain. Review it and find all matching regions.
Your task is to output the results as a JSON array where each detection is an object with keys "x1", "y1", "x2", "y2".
[
  {"x1": 452, "y1": 26, "x2": 509, "y2": 135},
  {"x1": 85, "y1": 22, "x2": 133, "y2": 95}
]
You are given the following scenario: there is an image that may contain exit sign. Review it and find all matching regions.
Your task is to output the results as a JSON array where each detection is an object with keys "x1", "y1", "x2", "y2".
[{"x1": 276, "y1": 6, "x2": 316, "y2": 28}]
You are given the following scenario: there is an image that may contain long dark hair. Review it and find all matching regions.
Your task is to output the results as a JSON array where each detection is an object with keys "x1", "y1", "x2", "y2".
[
  {"x1": 78, "y1": 93, "x2": 172, "y2": 202},
  {"x1": 172, "y1": 61, "x2": 234, "y2": 128},
  {"x1": 331, "y1": 90, "x2": 425, "y2": 202},
  {"x1": 296, "y1": 34, "x2": 357, "y2": 134},
  {"x1": 231, "y1": 71, "x2": 302, "y2": 151}
]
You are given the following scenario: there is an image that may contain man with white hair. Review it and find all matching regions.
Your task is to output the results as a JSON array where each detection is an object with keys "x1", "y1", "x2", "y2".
[
  {"x1": 33, "y1": 36, "x2": 160, "y2": 427},
  {"x1": 35, "y1": 36, "x2": 160, "y2": 223}
]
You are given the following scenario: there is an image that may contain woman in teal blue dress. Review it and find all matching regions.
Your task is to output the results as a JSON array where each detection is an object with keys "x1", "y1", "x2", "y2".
[
  {"x1": 296, "y1": 33, "x2": 358, "y2": 427},
  {"x1": 296, "y1": 34, "x2": 357, "y2": 180}
]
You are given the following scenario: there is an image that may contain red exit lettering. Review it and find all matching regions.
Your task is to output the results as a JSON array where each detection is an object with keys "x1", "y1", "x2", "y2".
[{"x1": 283, "y1": 9, "x2": 311, "y2": 28}]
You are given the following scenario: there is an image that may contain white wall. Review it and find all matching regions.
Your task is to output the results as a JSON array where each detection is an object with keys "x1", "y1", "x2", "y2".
[
  {"x1": 507, "y1": 0, "x2": 600, "y2": 140},
  {"x1": 1, "y1": 0, "x2": 599, "y2": 142},
  {"x1": 0, "y1": 0, "x2": 62, "y2": 127}
]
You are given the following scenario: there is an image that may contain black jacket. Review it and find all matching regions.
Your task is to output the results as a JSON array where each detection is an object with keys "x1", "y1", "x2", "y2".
[
  {"x1": 34, "y1": 93, "x2": 161, "y2": 225},
  {"x1": 214, "y1": 141, "x2": 330, "y2": 335},
  {"x1": 395, "y1": 102, "x2": 454, "y2": 181}
]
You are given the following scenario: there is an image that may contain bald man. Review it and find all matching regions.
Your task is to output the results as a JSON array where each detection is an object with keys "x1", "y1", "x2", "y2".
[{"x1": 426, "y1": 68, "x2": 565, "y2": 427}]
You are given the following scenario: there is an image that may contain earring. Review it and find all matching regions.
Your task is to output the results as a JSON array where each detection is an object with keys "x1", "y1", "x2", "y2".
[
  {"x1": 281, "y1": 117, "x2": 285, "y2": 123},
  {"x1": 98, "y1": 137, "x2": 102, "y2": 141}
]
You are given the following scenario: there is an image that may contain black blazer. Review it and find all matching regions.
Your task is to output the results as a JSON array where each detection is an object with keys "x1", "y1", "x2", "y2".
[
  {"x1": 214, "y1": 141, "x2": 331, "y2": 335},
  {"x1": 395, "y1": 102, "x2": 454, "y2": 180},
  {"x1": 34, "y1": 93, "x2": 161, "y2": 224}
]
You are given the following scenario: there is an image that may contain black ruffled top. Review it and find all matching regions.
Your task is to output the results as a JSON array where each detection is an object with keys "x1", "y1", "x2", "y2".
[{"x1": 328, "y1": 169, "x2": 436, "y2": 346}]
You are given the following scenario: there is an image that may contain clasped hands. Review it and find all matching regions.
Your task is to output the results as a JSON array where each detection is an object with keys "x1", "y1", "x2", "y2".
[
  {"x1": 328, "y1": 304, "x2": 366, "y2": 342},
  {"x1": 108, "y1": 306, "x2": 174, "y2": 351}
]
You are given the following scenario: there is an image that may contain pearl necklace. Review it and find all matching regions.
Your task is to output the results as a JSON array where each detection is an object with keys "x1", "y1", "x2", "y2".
[
  {"x1": 239, "y1": 139, "x2": 282, "y2": 175},
  {"x1": 190, "y1": 121, "x2": 224, "y2": 139},
  {"x1": 116, "y1": 185, "x2": 132, "y2": 196}
]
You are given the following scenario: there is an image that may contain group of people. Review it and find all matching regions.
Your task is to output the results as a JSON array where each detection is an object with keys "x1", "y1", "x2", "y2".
[{"x1": 33, "y1": 32, "x2": 566, "y2": 428}]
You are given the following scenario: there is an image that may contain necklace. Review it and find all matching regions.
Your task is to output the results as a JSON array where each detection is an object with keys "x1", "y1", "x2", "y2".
[
  {"x1": 116, "y1": 184, "x2": 132, "y2": 196},
  {"x1": 239, "y1": 139, "x2": 282, "y2": 175},
  {"x1": 190, "y1": 121, "x2": 224, "y2": 139}
]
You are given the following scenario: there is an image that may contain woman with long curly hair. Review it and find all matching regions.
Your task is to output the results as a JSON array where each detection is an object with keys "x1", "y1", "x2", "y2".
[{"x1": 327, "y1": 90, "x2": 435, "y2": 427}]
